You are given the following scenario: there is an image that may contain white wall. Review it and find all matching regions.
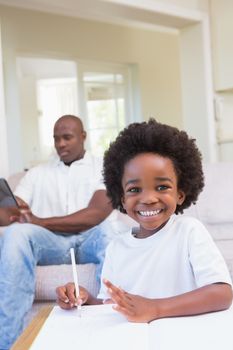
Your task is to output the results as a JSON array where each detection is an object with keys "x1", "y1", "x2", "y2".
[
  {"x1": 0, "y1": 23, "x2": 9, "y2": 177},
  {"x1": 18, "y1": 76, "x2": 40, "y2": 169},
  {"x1": 0, "y1": 4, "x2": 183, "y2": 174},
  {"x1": 180, "y1": 19, "x2": 216, "y2": 161},
  {"x1": 106, "y1": 0, "x2": 217, "y2": 163}
]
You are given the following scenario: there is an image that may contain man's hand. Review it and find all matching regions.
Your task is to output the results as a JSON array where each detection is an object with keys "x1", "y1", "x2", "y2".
[
  {"x1": 56, "y1": 282, "x2": 89, "y2": 310},
  {"x1": 18, "y1": 207, "x2": 40, "y2": 224},
  {"x1": 15, "y1": 196, "x2": 29, "y2": 207},
  {"x1": 3, "y1": 199, "x2": 41, "y2": 225},
  {"x1": 103, "y1": 279, "x2": 155, "y2": 323},
  {"x1": 0, "y1": 207, "x2": 21, "y2": 226},
  {"x1": 0, "y1": 203, "x2": 41, "y2": 225},
  {"x1": 15, "y1": 199, "x2": 41, "y2": 225}
]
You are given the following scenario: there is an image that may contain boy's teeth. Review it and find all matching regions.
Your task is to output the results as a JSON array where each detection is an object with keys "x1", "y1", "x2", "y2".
[{"x1": 139, "y1": 210, "x2": 161, "y2": 216}]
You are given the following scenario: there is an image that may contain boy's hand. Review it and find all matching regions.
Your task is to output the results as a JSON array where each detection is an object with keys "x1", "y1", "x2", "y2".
[
  {"x1": 103, "y1": 279, "x2": 154, "y2": 323},
  {"x1": 56, "y1": 283, "x2": 88, "y2": 310}
]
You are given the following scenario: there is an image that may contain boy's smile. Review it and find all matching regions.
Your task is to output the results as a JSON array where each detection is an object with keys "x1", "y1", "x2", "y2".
[{"x1": 121, "y1": 153, "x2": 185, "y2": 238}]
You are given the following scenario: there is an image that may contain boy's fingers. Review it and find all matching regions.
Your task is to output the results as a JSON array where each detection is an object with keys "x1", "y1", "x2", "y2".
[
  {"x1": 103, "y1": 278, "x2": 113, "y2": 288},
  {"x1": 56, "y1": 298, "x2": 74, "y2": 310},
  {"x1": 113, "y1": 304, "x2": 135, "y2": 318},
  {"x1": 78, "y1": 292, "x2": 87, "y2": 304},
  {"x1": 105, "y1": 281, "x2": 131, "y2": 303},
  {"x1": 103, "y1": 279, "x2": 124, "y2": 294},
  {"x1": 56, "y1": 286, "x2": 69, "y2": 303},
  {"x1": 66, "y1": 283, "x2": 77, "y2": 304},
  {"x1": 56, "y1": 284, "x2": 77, "y2": 309},
  {"x1": 103, "y1": 280, "x2": 124, "y2": 304},
  {"x1": 109, "y1": 291, "x2": 128, "y2": 308},
  {"x1": 104, "y1": 282, "x2": 132, "y2": 309},
  {"x1": 77, "y1": 297, "x2": 84, "y2": 305}
]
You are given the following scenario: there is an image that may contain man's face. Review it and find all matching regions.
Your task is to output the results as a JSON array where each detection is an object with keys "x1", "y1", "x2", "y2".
[{"x1": 53, "y1": 118, "x2": 86, "y2": 164}]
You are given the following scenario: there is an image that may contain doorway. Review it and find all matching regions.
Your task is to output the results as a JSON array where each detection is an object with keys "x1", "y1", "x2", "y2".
[{"x1": 16, "y1": 57, "x2": 136, "y2": 168}]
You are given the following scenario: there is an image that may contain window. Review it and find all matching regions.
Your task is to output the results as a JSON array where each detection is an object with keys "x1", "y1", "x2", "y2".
[
  {"x1": 17, "y1": 57, "x2": 140, "y2": 167},
  {"x1": 37, "y1": 62, "x2": 134, "y2": 158},
  {"x1": 78, "y1": 63, "x2": 134, "y2": 155},
  {"x1": 37, "y1": 77, "x2": 78, "y2": 160}
]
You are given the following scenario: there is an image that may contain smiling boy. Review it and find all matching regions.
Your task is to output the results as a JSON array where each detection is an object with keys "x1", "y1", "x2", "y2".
[{"x1": 56, "y1": 119, "x2": 232, "y2": 322}]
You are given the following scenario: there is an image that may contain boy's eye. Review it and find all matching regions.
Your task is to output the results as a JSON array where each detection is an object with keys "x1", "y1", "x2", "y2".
[
  {"x1": 157, "y1": 185, "x2": 169, "y2": 191},
  {"x1": 127, "y1": 187, "x2": 140, "y2": 193}
]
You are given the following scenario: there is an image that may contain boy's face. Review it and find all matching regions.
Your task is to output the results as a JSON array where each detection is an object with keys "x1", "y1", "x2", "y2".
[{"x1": 121, "y1": 153, "x2": 185, "y2": 238}]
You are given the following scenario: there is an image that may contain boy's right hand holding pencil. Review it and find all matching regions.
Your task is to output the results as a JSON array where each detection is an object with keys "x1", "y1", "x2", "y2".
[{"x1": 56, "y1": 283, "x2": 88, "y2": 310}]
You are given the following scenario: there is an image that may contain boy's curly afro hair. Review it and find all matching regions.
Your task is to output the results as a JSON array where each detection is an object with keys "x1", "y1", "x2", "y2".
[{"x1": 103, "y1": 119, "x2": 204, "y2": 215}]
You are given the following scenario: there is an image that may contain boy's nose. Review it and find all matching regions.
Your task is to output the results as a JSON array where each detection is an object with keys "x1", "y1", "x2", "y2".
[{"x1": 140, "y1": 191, "x2": 158, "y2": 204}]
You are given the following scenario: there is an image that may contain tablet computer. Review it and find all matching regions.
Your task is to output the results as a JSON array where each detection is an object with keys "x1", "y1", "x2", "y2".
[{"x1": 0, "y1": 178, "x2": 19, "y2": 208}]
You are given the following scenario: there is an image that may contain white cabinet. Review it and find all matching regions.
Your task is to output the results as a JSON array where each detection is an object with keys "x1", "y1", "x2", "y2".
[
  {"x1": 215, "y1": 92, "x2": 233, "y2": 160},
  {"x1": 210, "y1": 0, "x2": 233, "y2": 91},
  {"x1": 210, "y1": 1, "x2": 233, "y2": 160}
]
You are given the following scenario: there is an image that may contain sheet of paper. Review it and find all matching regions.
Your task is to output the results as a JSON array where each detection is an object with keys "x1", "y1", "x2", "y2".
[
  {"x1": 30, "y1": 304, "x2": 233, "y2": 350},
  {"x1": 30, "y1": 304, "x2": 149, "y2": 350},
  {"x1": 148, "y1": 305, "x2": 233, "y2": 350}
]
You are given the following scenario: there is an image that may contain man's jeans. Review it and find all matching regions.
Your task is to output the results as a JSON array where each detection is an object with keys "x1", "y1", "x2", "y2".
[{"x1": 0, "y1": 221, "x2": 110, "y2": 350}]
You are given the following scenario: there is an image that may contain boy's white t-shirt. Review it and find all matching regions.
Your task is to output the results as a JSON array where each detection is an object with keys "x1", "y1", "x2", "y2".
[{"x1": 98, "y1": 215, "x2": 232, "y2": 300}]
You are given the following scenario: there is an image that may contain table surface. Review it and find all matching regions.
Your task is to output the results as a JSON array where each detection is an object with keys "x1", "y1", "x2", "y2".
[{"x1": 11, "y1": 305, "x2": 53, "y2": 350}]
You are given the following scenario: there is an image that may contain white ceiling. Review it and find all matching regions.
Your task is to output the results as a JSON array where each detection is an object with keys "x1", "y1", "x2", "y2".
[{"x1": 0, "y1": 0, "x2": 200, "y2": 32}]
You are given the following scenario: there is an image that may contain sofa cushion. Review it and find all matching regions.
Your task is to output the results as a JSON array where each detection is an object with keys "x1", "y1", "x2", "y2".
[
  {"x1": 35, "y1": 263, "x2": 98, "y2": 301},
  {"x1": 8, "y1": 171, "x2": 26, "y2": 191},
  {"x1": 187, "y1": 162, "x2": 233, "y2": 224}
]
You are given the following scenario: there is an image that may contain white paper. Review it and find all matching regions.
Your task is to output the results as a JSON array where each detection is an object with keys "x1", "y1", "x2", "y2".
[
  {"x1": 29, "y1": 304, "x2": 148, "y2": 350},
  {"x1": 148, "y1": 306, "x2": 233, "y2": 350},
  {"x1": 30, "y1": 304, "x2": 233, "y2": 350}
]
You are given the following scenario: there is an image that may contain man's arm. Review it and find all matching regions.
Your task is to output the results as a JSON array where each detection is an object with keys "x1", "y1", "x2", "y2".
[{"x1": 20, "y1": 190, "x2": 113, "y2": 233}]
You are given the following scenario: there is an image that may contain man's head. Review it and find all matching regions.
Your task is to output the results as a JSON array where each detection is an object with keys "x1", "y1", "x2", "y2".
[
  {"x1": 103, "y1": 118, "x2": 204, "y2": 214},
  {"x1": 54, "y1": 115, "x2": 86, "y2": 165}
]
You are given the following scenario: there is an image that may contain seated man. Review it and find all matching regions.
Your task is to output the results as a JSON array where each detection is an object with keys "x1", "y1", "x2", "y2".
[{"x1": 0, "y1": 115, "x2": 114, "y2": 350}]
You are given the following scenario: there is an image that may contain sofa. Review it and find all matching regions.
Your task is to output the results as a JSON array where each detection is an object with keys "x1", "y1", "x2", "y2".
[
  {"x1": 1, "y1": 162, "x2": 233, "y2": 328},
  {"x1": 183, "y1": 162, "x2": 233, "y2": 279}
]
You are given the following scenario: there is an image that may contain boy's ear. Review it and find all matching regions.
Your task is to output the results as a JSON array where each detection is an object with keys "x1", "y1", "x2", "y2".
[{"x1": 177, "y1": 190, "x2": 185, "y2": 205}]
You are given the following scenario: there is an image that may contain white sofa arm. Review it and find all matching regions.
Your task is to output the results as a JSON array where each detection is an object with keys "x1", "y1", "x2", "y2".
[{"x1": 35, "y1": 264, "x2": 99, "y2": 301}]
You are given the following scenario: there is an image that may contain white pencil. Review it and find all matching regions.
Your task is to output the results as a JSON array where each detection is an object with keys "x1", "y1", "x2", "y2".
[{"x1": 70, "y1": 248, "x2": 82, "y2": 315}]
